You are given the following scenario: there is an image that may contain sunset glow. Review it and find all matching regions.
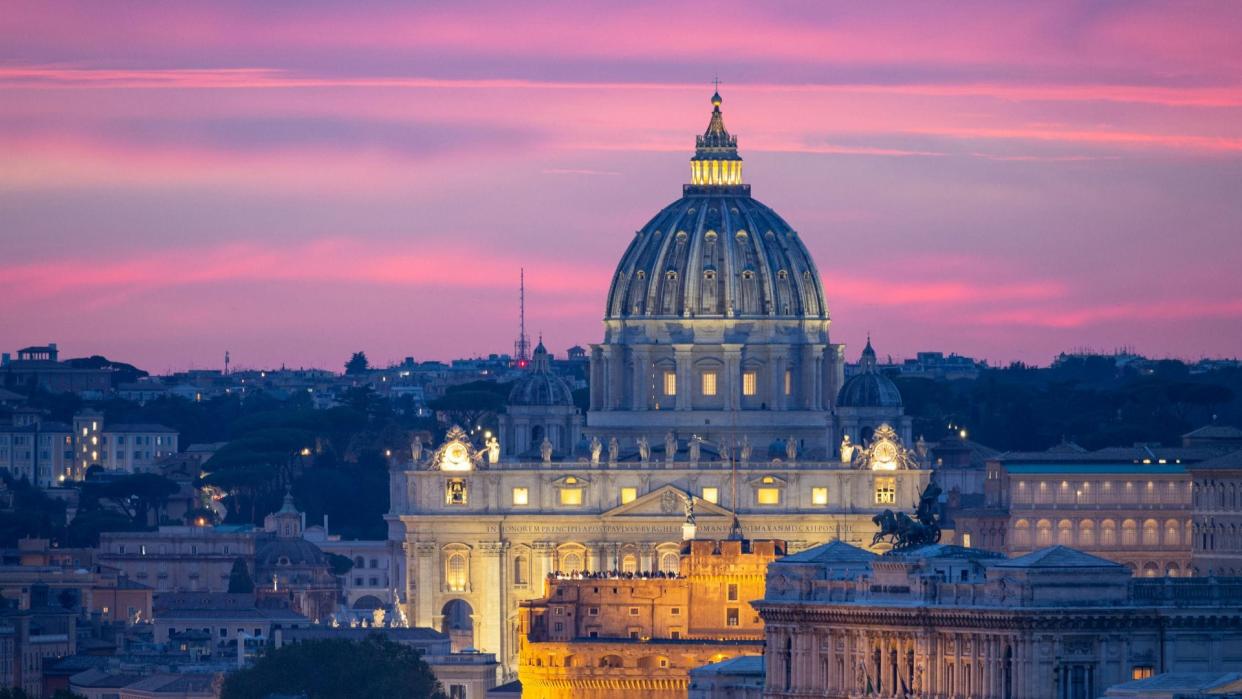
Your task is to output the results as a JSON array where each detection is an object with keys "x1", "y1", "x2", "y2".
[{"x1": 3, "y1": 2, "x2": 1241, "y2": 369}]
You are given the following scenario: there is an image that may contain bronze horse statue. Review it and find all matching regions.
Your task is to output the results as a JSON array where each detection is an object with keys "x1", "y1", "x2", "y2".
[{"x1": 872, "y1": 481, "x2": 943, "y2": 550}]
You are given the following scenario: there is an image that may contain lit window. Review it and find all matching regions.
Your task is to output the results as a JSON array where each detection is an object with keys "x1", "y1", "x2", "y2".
[
  {"x1": 875, "y1": 477, "x2": 896, "y2": 505},
  {"x1": 811, "y1": 487, "x2": 828, "y2": 505},
  {"x1": 701, "y1": 487, "x2": 719, "y2": 504},
  {"x1": 784, "y1": 369, "x2": 792, "y2": 396},
  {"x1": 757, "y1": 488, "x2": 780, "y2": 505},
  {"x1": 560, "y1": 488, "x2": 583, "y2": 506},
  {"x1": 727, "y1": 583, "x2": 739, "y2": 601},
  {"x1": 726, "y1": 608, "x2": 739, "y2": 626},
  {"x1": 446, "y1": 553, "x2": 467, "y2": 592},
  {"x1": 1132, "y1": 666, "x2": 1153, "y2": 680},
  {"x1": 663, "y1": 371, "x2": 677, "y2": 396},
  {"x1": 701, "y1": 372, "x2": 718, "y2": 396},
  {"x1": 962, "y1": 533, "x2": 972, "y2": 548},
  {"x1": 512, "y1": 487, "x2": 529, "y2": 506},
  {"x1": 742, "y1": 371, "x2": 757, "y2": 396},
  {"x1": 620, "y1": 487, "x2": 637, "y2": 504}
]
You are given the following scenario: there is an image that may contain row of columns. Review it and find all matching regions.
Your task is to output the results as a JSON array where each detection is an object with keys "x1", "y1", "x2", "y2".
[
  {"x1": 770, "y1": 624, "x2": 1029, "y2": 698},
  {"x1": 589, "y1": 343, "x2": 834, "y2": 412}
]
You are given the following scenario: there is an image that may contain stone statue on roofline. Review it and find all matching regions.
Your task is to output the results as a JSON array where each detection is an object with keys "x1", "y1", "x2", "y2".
[
  {"x1": 664, "y1": 431, "x2": 677, "y2": 464},
  {"x1": 540, "y1": 437, "x2": 553, "y2": 464},
  {"x1": 590, "y1": 436, "x2": 602, "y2": 466},
  {"x1": 637, "y1": 436, "x2": 651, "y2": 464},
  {"x1": 608, "y1": 437, "x2": 619, "y2": 466},
  {"x1": 688, "y1": 435, "x2": 701, "y2": 465}
]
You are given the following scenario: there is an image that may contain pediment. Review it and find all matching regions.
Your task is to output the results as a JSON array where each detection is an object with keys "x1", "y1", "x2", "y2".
[{"x1": 602, "y1": 484, "x2": 734, "y2": 518}]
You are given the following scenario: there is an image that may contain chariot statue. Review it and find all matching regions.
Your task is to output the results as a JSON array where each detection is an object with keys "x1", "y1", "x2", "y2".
[{"x1": 872, "y1": 480, "x2": 943, "y2": 550}]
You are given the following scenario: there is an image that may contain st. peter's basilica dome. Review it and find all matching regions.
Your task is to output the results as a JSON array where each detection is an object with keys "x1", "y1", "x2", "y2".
[{"x1": 604, "y1": 92, "x2": 827, "y2": 321}]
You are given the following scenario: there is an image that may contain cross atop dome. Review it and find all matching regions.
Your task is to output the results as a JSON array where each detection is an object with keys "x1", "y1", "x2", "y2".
[{"x1": 688, "y1": 86, "x2": 747, "y2": 193}]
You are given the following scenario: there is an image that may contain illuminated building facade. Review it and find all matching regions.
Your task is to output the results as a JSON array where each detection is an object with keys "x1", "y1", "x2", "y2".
[
  {"x1": 753, "y1": 542, "x2": 1242, "y2": 699},
  {"x1": 948, "y1": 443, "x2": 1235, "y2": 577},
  {"x1": 387, "y1": 92, "x2": 930, "y2": 675},
  {"x1": 516, "y1": 539, "x2": 779, "y2": 699}
]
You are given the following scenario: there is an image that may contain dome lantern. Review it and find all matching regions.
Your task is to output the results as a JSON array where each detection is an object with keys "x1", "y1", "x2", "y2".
[{"x1": 689, "y1": 90, "x2": 746, "y2": 193}]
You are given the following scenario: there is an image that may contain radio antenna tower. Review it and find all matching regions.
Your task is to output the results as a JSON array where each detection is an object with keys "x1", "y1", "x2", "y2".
[{"x1": 514, "y1": 268, "x2": 531, "y2": 365}]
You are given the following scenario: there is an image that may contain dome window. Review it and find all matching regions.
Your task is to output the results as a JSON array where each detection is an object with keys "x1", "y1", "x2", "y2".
[
  {"x1": 765, "y1": 230, "x2": 776, "y2": 240},
  {"x1": 665, "y1": 270, "x2": 678, "y2": 281},
  {"x1": 741, "y1": 270, "x2": 755, "y2": 280},
  {"x1": 736, "y1": 230, "x2": 748, "y2": 240},
  {"x1": 704, "y1": 230, "x2": 717, "y2": 242},
  {"x1": 777, "y1": 270, "x2": 788, "y2": 280},
  {"x1": 703, "y1": 270, "x2": 716, "y2": 281},
  {"x1": 636, "y1": 270, "x2": 645, "y2": 280},
  {"x1": 675, "y1": 231, "x2": 688, "y2": 242}
]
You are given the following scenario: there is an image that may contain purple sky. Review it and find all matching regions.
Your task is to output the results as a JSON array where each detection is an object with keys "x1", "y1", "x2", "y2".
[{"x1": 2, "y1": 2, "x2": 1241, "y2": 372}]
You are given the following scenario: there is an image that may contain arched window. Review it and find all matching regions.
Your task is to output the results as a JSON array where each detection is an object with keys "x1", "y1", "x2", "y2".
[
  {"x1": 1036, "y1": 519, "x2": 1053, "y2": 547},
  {"x1": 1123, "y1": 519, "x2": 1139, "y2": 546},
  {"x1": 446, "y1": 553, "x2": 468, "y2": 592},
  {"x1": 561, "y1": 552, "x2": 583, "y2": 574},
  {"x1": 622, "y1": 554, "x2": 638, "y2": 574},
  {"x1": 1101, "y1": 519, "x2": 1118, "y2": 546},
  {"x1": 1057, "y1": 519, "x2": 1074, "y2": 546},
  {"x1": 659, "y1": 552, "x2": 680, "y2": 575},
  {"x1": 1078, "y1": 520, "x2": 1095, "y2": 547},
  {"x1": 1164, "y1": 519, "x2": 1180, "y2": 546},
  {"x1": 1142, "y1": 519, "x2": 1159, "y2": 546},
  {"x1": 1013, "y1": 519, "x2": 1031, "y2": 548}
]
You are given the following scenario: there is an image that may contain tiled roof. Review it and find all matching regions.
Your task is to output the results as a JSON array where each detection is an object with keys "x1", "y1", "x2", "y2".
[
  {"x1": 1190, "y1": 449, "x2": 1242, "y2": 471},
  {"x1": 1183, "y1": 425, "x2": 1242, "y2": 440},
  {"x1": 992, "y1": 545, "x2": 1125, "y2": 569},
  {"x1": 779, "y1": 540, "x2": 877, "y2": 564}
]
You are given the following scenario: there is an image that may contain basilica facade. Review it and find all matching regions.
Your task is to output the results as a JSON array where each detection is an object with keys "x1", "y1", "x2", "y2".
[{"x1": 386, "y1": 92, "x2": 930, "y2": 674}]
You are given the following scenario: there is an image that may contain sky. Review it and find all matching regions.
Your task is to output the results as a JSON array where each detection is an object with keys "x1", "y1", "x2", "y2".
[{"x1": 2, "y1": 1, "x2": 1241, "y2": 373}]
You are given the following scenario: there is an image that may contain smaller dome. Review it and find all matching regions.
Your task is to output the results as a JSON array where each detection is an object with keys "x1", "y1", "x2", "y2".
[
  {"x1": 508, "y1": 342, "x2": 574, "y2": 407},
  {"x1": 256, "y1": 538, "x2": 328, "y2": 569},
  {"x1": 837, "y1": 337, "x2": 903, "y2": 408}
]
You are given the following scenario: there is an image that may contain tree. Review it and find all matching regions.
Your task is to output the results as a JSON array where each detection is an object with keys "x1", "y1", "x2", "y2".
[
  {"x1": 90, "y1": 473, "x2": 180, "y2": 526},
  {"x1": 228, "y1": 558, "x2": 255, "y2": 593},
  {"x1": 345, "y1": 351, "x2": 370, "y2": 375},
  {"x1": 220, "y1": 636, "x2": 447, "y2": 699}
]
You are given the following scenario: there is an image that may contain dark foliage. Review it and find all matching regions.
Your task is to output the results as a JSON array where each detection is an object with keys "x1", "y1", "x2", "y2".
[
  {"x1": 220, "y1": 636, "x2": 447, "y2": 699},
  {"x1": 345, "y1": 352, "x2": 370, "y2": 375},
  {"x1": 228, "y1": 557, "x2": 255, "y2": 593}
]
